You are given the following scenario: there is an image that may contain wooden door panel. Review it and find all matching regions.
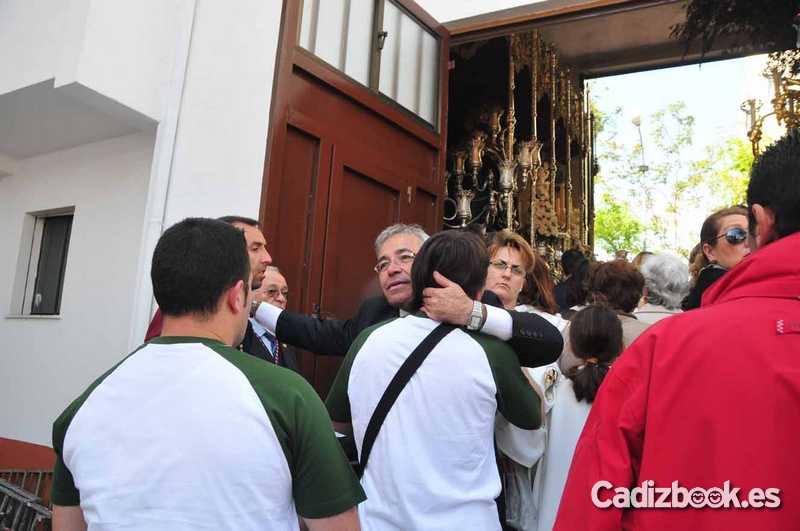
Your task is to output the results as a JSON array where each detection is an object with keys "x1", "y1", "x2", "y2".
[
  {"x1": 290, "y1": 65, "x2": 439, "y2": 187},
  {"x1": 313, "y1": 155, "x2": 402, "y2": 394},
  {"x1": 266, "y1": 122, "x2": 332, "y2": 379},
  {"x1": 402, "y1": 186, "x2": 439, "y2": 235},
  {"x1": 321, "y1": 155, "x2": 401, "y2": 320},
  {"x1": 269, "y1": 124, "x2": 327, "y2": 312}
]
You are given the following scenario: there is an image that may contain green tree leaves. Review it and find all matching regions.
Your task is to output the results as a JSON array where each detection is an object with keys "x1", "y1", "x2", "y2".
[
  {"x1": 594, "y1": 194, "x2": 645, "y2": 255},
  {"x1": 592, "y1": 94, "x2": 754, "y2": 258}
]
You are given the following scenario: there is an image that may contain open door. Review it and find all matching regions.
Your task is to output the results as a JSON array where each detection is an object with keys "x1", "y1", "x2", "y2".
[{"x1": 261, "y1": 0, "x2": 449, "y2": 395}]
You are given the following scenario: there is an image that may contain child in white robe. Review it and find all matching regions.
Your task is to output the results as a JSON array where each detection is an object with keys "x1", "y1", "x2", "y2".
[{"x1": 497, "y1": 305, "x2": 624, "y2": 531}]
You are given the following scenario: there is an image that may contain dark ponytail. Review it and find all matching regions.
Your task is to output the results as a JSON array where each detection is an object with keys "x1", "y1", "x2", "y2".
[{"x1": 566, "y1": 305, "x2": 623, "y2": 403}]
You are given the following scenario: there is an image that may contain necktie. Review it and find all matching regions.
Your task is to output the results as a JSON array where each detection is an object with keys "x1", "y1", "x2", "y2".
[{"x1": 264, "y1": 333, "x2": 280, "y2": 366}]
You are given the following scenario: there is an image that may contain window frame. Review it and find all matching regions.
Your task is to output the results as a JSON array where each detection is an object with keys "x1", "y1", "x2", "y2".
[
  {"x1": 9, "y1": 207, "x2": 75, "y2": 318},
  {"x1": 297, "y1": 0, "x2": 442, "y2": 130}
]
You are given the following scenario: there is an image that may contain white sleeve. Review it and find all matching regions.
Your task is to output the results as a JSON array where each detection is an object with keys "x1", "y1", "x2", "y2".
[
  {"x1": 253, "y1": 303, "x2": 283, "y2": 336},
  {"x1": 479, "y1": 304, "x2": 513, "y2": 341},
  {"x1": 495, "y1": 364, "x2": 562, "y2": 467}
]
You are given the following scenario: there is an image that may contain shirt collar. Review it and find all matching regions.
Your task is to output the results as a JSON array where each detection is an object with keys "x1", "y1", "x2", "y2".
[{"x1": 249, "y1": 318, "x2": 273, "y2": 340}]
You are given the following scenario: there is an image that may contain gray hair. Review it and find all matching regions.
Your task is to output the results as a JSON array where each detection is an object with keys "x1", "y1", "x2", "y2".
[
  {"x1": 374, "y1": 223, "x2": 429, "y2": 256},
  {"x1": 639, "y1": 253, "x2": 690, "y2": 310}
]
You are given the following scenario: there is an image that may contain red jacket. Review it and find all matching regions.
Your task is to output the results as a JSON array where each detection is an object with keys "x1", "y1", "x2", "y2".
[{"x1": 554, "y1": 232, "x2": 800, "y2": 530}]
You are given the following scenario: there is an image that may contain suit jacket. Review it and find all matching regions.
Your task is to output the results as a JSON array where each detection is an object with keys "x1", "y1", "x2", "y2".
[
  {"x1": 240, "y1": 320, "x2": 300, "y2": 373},
  {"x1": 144, "y1": 310, "x2": 300, "y2": 373},
  {"x1": 275, "y1": 291, "x2": 563, "y2": 368}
]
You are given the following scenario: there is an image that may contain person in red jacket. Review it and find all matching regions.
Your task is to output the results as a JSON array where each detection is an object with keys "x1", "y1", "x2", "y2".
[{"x1": 554, "y1": 131, "x2": 800, "y2": 531}]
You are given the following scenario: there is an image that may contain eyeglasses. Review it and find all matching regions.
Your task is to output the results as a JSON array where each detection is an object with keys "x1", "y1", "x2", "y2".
[
  {"x1": 264, "y1": 287, "x2": 288, "y2": 298},
  {"x1": 374, "y1": 252, "x2": 415, "y2": 274},
  {"x1": 710, "y1": 227, "x2": 748, "y2": 246},
  {"x1": 489, "y1": 259, "x2": 526, "y2": 277}
]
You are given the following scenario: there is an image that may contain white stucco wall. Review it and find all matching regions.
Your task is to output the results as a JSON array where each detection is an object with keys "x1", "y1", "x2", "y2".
[
  {"x1": 0, "y1": 0, "x2": 184, "y2": 123},
  {"x1": 0, "y1": 0, "x2": 89, "y2": 96},
  {"x1": 163, "y1": 0, "x2": 282, "y2": 225},
  {"x1": 69, "y1": 0, "x2": 186, "y2": 121},
  {"x1": 1, "y1": 0, "x2": 284, "y2": 446},
  {"x1": 0, "y1": 132, "x2": 155, "y2": 445}
]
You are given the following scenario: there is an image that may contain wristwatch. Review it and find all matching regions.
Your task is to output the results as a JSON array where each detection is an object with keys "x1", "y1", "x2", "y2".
[
  {"x1": 465, "y1": 300, "x2": 486, "y2": 331},
  {"x1": 250, "y1": 300, "x2": 260, "y2": 318}
]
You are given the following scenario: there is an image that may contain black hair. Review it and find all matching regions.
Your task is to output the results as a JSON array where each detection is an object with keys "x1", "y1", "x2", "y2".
[
  {"x1": 408, "y1": 230, "x2": 489, "y2": 313},
  {"x1": 217, "y1": 215, "x2": 260, "y2": 228},
  {"x1": 152, "y1": 218, "x2": 250, "y2": 317},
  {"x1": 748, "y1": 130, "x2": 800, "y2": 240},
  {"x1": 564, "y1": 257, "x2": 590, "y2": 310},
  {"x1": 561, "y1": 249, "x2": 586, "y2": 276},
  {"x1": 566, "y1": 305, "x2": 623, "y2": 404}
]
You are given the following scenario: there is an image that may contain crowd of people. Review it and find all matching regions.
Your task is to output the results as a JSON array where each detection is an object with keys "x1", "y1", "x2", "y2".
[{"x1": 49, "y1": 130, "x2": 800, "y2": 530}]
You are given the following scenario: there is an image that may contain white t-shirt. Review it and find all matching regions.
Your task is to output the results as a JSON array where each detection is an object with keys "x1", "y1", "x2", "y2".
[
  {"x1": 326, "y1": 315, "x2": 542, "y2": 531},
  {"x1": 52, "y1": 337, "x2": 364, "y2": 530}
]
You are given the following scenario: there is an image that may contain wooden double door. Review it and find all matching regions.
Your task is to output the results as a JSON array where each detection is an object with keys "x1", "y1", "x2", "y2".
[{"x1": 260, "y1": 0, "x2": 449, "y2": 394}]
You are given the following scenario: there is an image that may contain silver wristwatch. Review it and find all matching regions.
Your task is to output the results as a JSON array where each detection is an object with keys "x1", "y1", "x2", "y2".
[{"x1": 465, "y1": 300, "x2": 484, "y2": 331}]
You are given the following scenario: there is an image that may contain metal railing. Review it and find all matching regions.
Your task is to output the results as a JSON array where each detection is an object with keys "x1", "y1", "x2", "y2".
[{"x1": 0, "y1": 470, "x2": 52, "y2": 531}]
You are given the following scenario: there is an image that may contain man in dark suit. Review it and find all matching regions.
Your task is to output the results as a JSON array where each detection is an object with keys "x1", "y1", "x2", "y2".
[
  {"x1": 241, "y1": 266, "x2": 299, "y2": 372},
  {"x1": 252, "y1": 224, "x2": 563, "y2": 367}
]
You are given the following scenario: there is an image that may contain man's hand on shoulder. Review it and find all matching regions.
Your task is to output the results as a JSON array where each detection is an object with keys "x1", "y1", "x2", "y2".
[{"x1": 422, "y1": 271, "x2": 473, "y2": 326}]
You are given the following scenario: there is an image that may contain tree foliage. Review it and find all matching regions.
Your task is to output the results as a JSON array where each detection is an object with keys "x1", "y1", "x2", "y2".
[
  {"x1": 690, "y1": 137, "x2": 753, "y2": 208},
  {"x1": 592, "y1": 95, "x2": 754, "y2": 258},
  {"x1": 671, "y1": 0, "x2": 796, "y2": 61},
  {"x1": 594, "y1": 194, "x2": 644, "y2": 255}
]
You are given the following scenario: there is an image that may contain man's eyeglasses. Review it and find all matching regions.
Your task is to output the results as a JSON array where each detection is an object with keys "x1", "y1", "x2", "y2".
[
  {"x1": 489, "y1": 259, "x2": 526, "y2": 277},
  {"x1": 265, "y1": 287, "x2": 289, "y2": 298},
  {"x1": 374, "y1": 252, "x2": 415, "y2": 274},
  {"x1": 710, "y1": 227, "x2": 748, "y2": 246}
]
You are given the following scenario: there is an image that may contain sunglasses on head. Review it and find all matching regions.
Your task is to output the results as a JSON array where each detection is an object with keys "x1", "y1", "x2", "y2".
[{"x1": 710, "y1": 227, "x2": 747, "y2": 245}]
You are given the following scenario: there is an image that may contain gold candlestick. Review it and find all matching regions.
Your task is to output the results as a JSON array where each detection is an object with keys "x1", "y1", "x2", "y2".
[
  {"x1": 507, "y1": 38, "x2": 517, "y2": 162},
  {"x1": 565, "y1": 75, "x2": 573, "y2": 247},
  {"x1": 549, "y1": 48, "x2": 557, "y2": 214},
  {"x1": 530, "y1": 32, "x2": 540, "y2": 243}
]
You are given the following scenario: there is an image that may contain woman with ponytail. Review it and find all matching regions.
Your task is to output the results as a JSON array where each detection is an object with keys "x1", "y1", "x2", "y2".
[
  {"x1": 566, "y1": 305, "x2": 623, "y2": 403},
  {"x1": 495, "y1": 306, "x2": 623, "y2": 530}
]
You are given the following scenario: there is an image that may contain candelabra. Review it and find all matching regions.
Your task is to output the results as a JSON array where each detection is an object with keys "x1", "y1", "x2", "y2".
[{"x1": 741, "y1": 52, "x2": 800, "y2": 156}]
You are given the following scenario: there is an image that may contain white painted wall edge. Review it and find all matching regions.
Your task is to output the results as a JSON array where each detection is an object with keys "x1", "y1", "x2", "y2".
[
  {"x1": 127, "y1": 0, "x2": 197, "y2": 350},
  {"x1": 0, "y1": 153, "x2": 17, "y2": 177}
]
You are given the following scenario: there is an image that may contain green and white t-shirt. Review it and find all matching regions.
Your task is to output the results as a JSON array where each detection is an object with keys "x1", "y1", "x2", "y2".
[
  {"x1": 326, "y1": 315, "x2": 542, "y2": 531},
  {"x1": 52, "y1": 336, "x2": 365, "y2": 531}
]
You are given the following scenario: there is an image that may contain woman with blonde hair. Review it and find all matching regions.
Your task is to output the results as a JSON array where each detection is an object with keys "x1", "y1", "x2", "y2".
[{"x1": 484, "y1": 230, "x2": 536, "y2": 310}]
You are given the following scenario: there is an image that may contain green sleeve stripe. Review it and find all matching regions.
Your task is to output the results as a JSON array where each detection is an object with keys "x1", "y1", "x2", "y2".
[
  {"x1": 51, "y1": 343, "x2": 149, "y2": 506},
  {"x1": 325, "y1": 318, "x2": 396, "y2": 422},
  {"x1": 468, "y1": 332, "x2": 542, "y2": 430},
  {"x1": 211, "y1": 344, "x2": 365, "y2": 518}
]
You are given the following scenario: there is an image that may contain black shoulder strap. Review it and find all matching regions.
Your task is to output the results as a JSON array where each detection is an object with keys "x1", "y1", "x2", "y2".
[{"x1": 358, "y1": 323, "x2": 456, "y2": 477}]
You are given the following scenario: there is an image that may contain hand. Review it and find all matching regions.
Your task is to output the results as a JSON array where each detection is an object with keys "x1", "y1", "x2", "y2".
[{"x1": 422, "y1": 271, "x2": 474, "y2": 325}]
